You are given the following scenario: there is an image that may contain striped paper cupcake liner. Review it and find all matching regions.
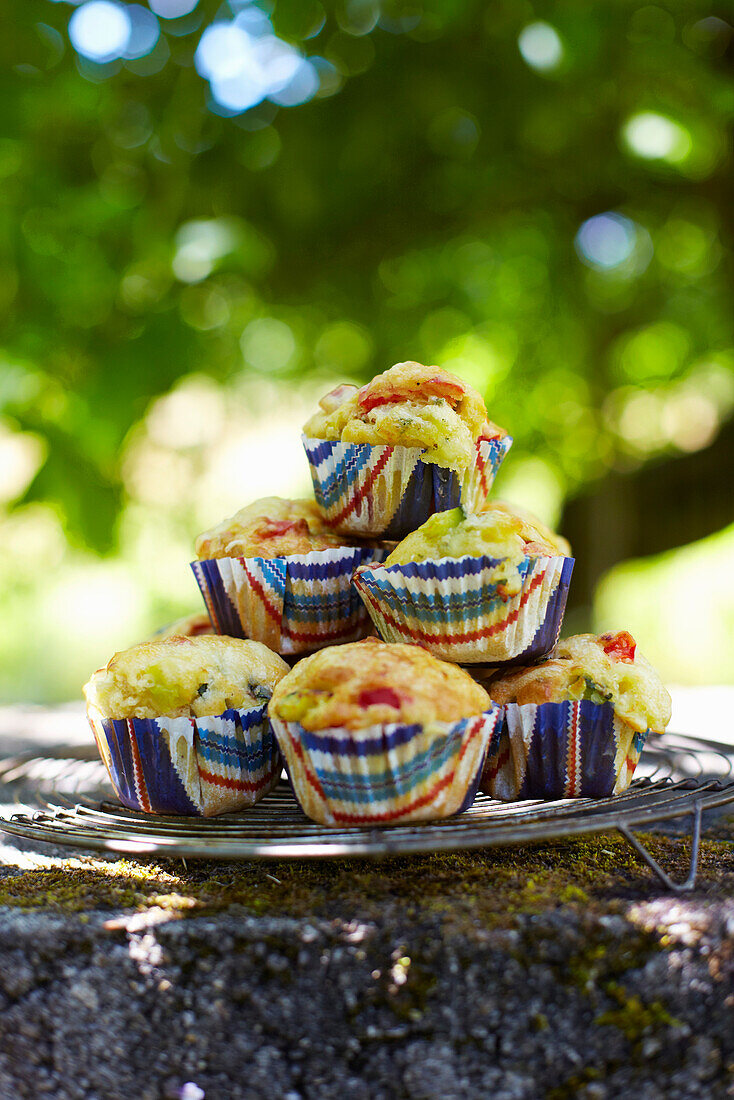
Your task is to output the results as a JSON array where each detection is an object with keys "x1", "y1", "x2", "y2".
[
  {"x1": 353, "y1": 554, "x2": 574, "y2": 664},
  {"x1": 191, "y1": 546, "x2": 386, "y2": 656},
  {"x1": 481, "y1": 700, "x2": 649, "y2": 801},
  {"x1": 271, "y1": 708, "x2": 501, "y2": 826},
  {"x1": 88, "y1": 704, "x2": 280, "y2": 817},
  {"x1": 302, "y1": 434, "x2": 512, "y2": 539}
]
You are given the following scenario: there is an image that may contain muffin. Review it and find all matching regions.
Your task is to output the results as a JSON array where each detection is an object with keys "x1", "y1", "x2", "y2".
[
  {"x1": 191, "y1": 496, "x2": 386, "y2": 655},
  {"x1": 302, "y1": 362, "x2": 512, "y2": 538},
  {"x1": 482, "y1": 631, "x2": 672, "y2": 800},
  {"x1": 268, "y1": 639, "x2": 500, "y2": 826},
  {"x1": 353, "y1": 503, "x2": 574, "y2": 664},
  {"x1": 84, "y1": 635, "x2": 290, "y2": 816}
]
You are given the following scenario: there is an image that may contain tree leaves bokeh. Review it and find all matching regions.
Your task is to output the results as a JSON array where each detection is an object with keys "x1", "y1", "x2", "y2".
[{"x1": 1, "y1": 0, "x2": 733, "y2": 697}]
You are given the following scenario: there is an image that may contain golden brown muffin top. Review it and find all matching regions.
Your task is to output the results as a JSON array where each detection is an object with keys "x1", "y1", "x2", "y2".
[
  {"x1": 481, "y1": 500, "x2": 571, "y2": 557},
  {"x1": 302, "y1": 361, "x2": 507, "y2": 470},
  {"x1": 195, "y1": 497, "x2": 354, "y2": 559},
  {"x1": 384, "y1": 502, "x2": 569, "y2": 568},
  {"x1": 269, "y1": 639, "x2": 492, "y2": 731},
  {"x1": 489, "y1": 632, "x2": 671, "y2": 734},
  {"x1": 84, "y1": 635, "x2": 290, "y2": 720}
]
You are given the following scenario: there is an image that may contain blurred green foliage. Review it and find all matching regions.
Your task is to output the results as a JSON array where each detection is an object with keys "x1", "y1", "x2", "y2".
[
  {"x1": 1, "y1": 0, "x2": 733, "y2": 698},
  {"x1": 3, "y1": 0, "x2": 733, "y2": 551}
]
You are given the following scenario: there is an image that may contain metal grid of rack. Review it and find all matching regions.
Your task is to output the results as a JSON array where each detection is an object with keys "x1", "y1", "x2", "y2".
[{"x1": 0, "y1": 730, "x2": 732, "y2": 891}]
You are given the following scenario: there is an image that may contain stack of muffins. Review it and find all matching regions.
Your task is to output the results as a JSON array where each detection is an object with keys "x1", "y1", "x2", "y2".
[{"x1": 84, "y1": 362, "x2": 672, "y2": 824}]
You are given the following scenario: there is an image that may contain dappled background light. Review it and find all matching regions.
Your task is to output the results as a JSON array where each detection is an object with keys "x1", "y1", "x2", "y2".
[{"x1": 2, "y1": 0, "x2": 733, "y2": 700}]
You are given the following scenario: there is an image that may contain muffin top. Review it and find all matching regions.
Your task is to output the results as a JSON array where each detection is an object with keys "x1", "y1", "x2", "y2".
[
  {"x1": 489, "y1": 632, "x2": 672, "y2": 734},
  {"x1": 84, "y1": 635, "x2": 290, "y2": 720},
  {"x1": 384, "y1": 503, "x2": 569, "y2": 568},
  {"x1": 269, "y1": 639, "x2": 492, "y2": 731},
  {"x1": 302, "y1": 361, "x2": 507, "y2": 470},
  {"x1": 154, "y1": 612, "x2": 213, "y2": 640},
  {"x1": 481, "y1": 500, "x2": 571, "y2": 557},
  {"x1": 195, "y1": 497, "x2": 352, "y2": 559}
]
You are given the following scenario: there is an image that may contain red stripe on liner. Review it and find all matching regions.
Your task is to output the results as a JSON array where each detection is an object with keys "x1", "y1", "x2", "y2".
[
  {"x1": 289, "y1": 716, "x2": 483, "y2": 824},
  {"x1": 326, "y1": 447, "x2": 394, "y2": 528},
  {"x1": 198, "y1": 768, "x2": 272, "y2": 792},
  {"x1": 565, "y1": 701, "x2": 580, "y2": 798},
  {"x1": 240, "y1": 560, "x2": 283, "y2": 625},
  {"x1": 355, "y1": 567, "x2": 545, "y2": 645},
  {"x1": 127, "y1": 719, "x2": 152, "y2": 813},
  {"x1": 483, "y1": 739, "x2": 510, "y2": 783}
]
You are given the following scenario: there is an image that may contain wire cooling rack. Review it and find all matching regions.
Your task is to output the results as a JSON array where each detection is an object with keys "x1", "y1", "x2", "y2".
[{"x1": 0, "y1": 731, "x2": 732, "y2": 892}]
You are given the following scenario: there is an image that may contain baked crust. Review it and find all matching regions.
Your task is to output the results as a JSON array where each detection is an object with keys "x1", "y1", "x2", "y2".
[
  {"x1": 269, "y1": 639, "x2": 492, "y2": 731},
  {"x1": 195, "y1": 497, "x2": 353, "y2": 559},
  {"x1": 384, "y1": 502, "x2": 569, "y2": 568},
  {"x1": 483, "y1": 501, "x2": 571, "y2": 557},
  {"x1": 489, "y1": 632, "x2": 672, "y2": 734},
  {"x1": 84, "y1": 635, "x2": 290, "y2": 720},
  {"x1": 303, "y1": 362, "x2": 506, "y2": 470}
]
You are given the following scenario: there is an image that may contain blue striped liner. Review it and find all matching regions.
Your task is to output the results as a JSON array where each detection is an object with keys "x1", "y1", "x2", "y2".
[
  {"x1": 90, "y1": 705, "x2": 281, "y2": 816},
  {"x1": 482, "y1": 700, "x2": 650, "y2": 801},
  {"x1": 303, "y1": 435, "x2": 512, "y2": 539}
]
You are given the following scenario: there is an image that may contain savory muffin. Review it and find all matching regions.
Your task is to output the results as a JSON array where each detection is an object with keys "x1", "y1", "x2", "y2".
[
  {"x1": 270, "y1": 639, "x2": 491, "y2": 730},
  {"x1": 489, "y1": 632, "x2": 671, "y2": 735},
  {"x1": 384, "y1": 503, "x2": 570, "y2": 570},
  {"x1": 192, "y1": 498, "x2": 384, "y2": 653},
  {"x1": 354, "y1": 504, "x2": 573, "y2": 663},
  {"x1": 303, "y1": 361, "x2": 507, "y2": 471},
  {"x1": 154, "y1": 612, "x2": 213, "y2": 639},
  {"x1": 84, "y1": 635, "x2": 290, "y2": 720},
  {"x1": 269, "y1": 639, "x2": 499, "y2": 825},
  {"x1": 195, "y1": 497, "x2": 353, "y2": 560},
  {"x1": 482, "y1": 632, "x2": 670, "y2": 801}
]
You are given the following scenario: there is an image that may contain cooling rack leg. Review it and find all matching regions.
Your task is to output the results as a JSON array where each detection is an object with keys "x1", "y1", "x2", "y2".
[{"x1": 617, "y1": 802, "x2": 702, "y2": 894}]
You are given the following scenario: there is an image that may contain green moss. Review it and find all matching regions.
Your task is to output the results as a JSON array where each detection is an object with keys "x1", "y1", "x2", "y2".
[
  {"x1": 547, "y1": 1067, "x2": 604, "y2": 1100},
  {"x1": 0, "y1": 832, "x2": 730, "y2": 927},
  {"x1": 596, "y1": 981, "x2": 680, "y2": 1041}
]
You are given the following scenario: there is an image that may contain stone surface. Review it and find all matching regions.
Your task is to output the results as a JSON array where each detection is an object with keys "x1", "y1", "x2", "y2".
[{"x1": 0, "y1": 705, "x2": 732, "y2": 1099}]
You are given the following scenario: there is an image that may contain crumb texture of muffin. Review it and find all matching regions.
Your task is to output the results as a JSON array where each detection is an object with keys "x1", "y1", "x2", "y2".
[
  {"x1": 384, "y1": 503, "x2": 569, "y2": 569},
  {"x1": 269, "y1": 639, "x2": 491, "y2": 731},
  {"x1": 489, "y1": 631, "x2": 672, "y2": 733},
  {"x1": 195, "y1": 497, "x2": 352, "y2": 559},
  {"x1": 303, "y1": 362, "x2": 506, "y2": 470},
  {"x1": 84, "y1": 635, "x2": 290, "y2": 720},
  {"x1": 479, "y1": 500, "x2": 571, "y2": 557}
]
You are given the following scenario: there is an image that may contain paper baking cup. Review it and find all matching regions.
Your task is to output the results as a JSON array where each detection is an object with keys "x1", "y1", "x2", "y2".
[
  {"x1": 353, "y1": 554, "x2": 574, "y2": 664},
  {"x1": 270, "y1": 708, "x2": 500, "y2": 826},
  {"x1": 88, "y1": 705, "x2": 280, "y2": 817},
  {"x1": 481, "y1": 700, "x2": 649, "y2": 801},
  {"x1": 191, "y1": 546, "x2": 386, "y2": 655},
  {"x1": 303, "y1": 435, "x2": 512, "y2": 538}
]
